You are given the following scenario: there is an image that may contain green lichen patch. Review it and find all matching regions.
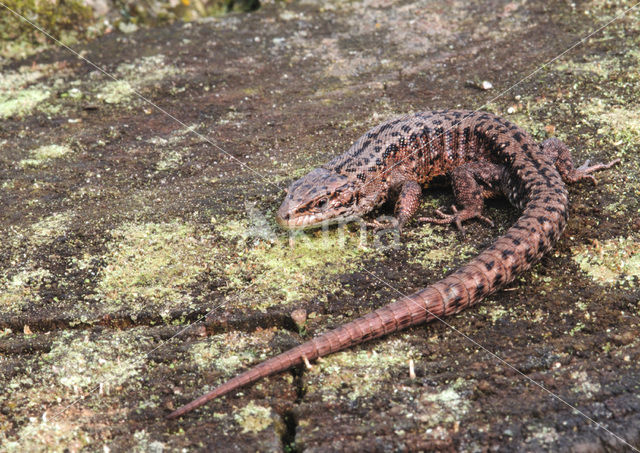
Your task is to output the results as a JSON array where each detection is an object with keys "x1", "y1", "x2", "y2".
[
  {"x1": 146, "y1": 124, "x2": 201, "y2": 147},
  {"x1": 189, "y1": 328, "x2": 276, "y2": 376},
  {"x1": 0, "y1": 267, "x2": 52, "y2": 314},
  {"x1": 28, "y1": 212, "x2": 73, "y2": 246},
  {"x1": 242, "y1": 234, "x2": 364, "y2": 305},
  {"x1": 553, "y1": 46, "x2": 640, "y2": 82},
  {"x1": 155, "y1": 149, "x2": 185, "y2": 172},
  {"x1": 579, "y1": 99, "x2": 640, "y2": 150},
  {"x1": 484, "y1": 35, "x2": 640, "y2": 155},
  {"x1": 0, "y1": 87, "x2": 49, "y2": 119},
  {"x1": 271, "y1": 163, "x2": 318, "y2": 185},
  {"x1": 572, "y1": 236, "x2": 640, "y2": 285},
  {"x1": 42, "y1": 330, "x2": 151, "y2": 392},
  {"x1": 2, "y1": 330, "x2": 153, "y2": 405},
  {"x1": 95, "y1": 55, "x2": 181, "y2": 105},
  {"x1": 0, "y1": 0, "x2": 94, "y2": 59},
  {"x1": 305, "y1": 337, "x2": 414, "y2": 402},
  {"x1": 219, "y1": 219, "x2": 374, "y2": 309},
  {"x1": 94, "y1": 221, "x2": 214, "y2": 314},
  {"x1": 418, "y1": 379, "x2": 471, "y2": 427},
  {"x1": 0, "y1": 62, "x2": 76, "y2": 118},
  {"x1": 233, "y1": 401, "x2": 275, "y2": 434},
  {"x1": 476, "y1": 304, "x2": 509, "y2": 323},
  {"x1": 0, "y1": 328, "x2": 155, "y2": 450},
  {"x1": 569, "y1": 370, "x2": 601, "y2": 398},
  {"x1": 96, "y1": 80, "x2": 135, "y2": 105},
  {"x1": 407, "y1": 224, "x2": 476, "y2": 270},
  {"x1": 1, "y1": 419, "x2": 92, "y2": 453},
  {"x1": 525, "y1": 425, "x2": 559, "y2": 447},
  {"x1": 0, "y1": 67, "x2": 47, "y2": 92},
  {"x1": 19, "y1": 144, "x2": 73, "y2": 168}
]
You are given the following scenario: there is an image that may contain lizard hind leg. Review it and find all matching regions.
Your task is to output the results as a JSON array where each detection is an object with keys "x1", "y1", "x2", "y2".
[
  {"x1": 541, "y1": 138, "x2": 620, "y2": 185},
  {"x1": 418, "y1": 161, "x2": 505, "y2": 233}
]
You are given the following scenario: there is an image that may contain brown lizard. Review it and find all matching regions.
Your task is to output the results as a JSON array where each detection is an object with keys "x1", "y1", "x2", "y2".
[{"x1": 167, "y1": 109, "x2": 618, "y2": 419}]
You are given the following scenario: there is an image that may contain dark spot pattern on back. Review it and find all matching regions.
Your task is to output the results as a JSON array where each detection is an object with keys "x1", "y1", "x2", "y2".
[{"x1": 320, "y1": 110, "x2": 569, "y2": 313}]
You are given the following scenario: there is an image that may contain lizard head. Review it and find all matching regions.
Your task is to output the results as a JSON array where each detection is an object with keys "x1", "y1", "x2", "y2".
[{"x1": 276, "y1": 168, "x2": 361, "y2": 229}]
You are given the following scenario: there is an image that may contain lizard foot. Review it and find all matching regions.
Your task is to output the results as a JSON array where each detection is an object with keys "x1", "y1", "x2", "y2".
[
  {"x1": 567, "y1": 158, "x2": 621, "y2": 185},
  {"x1": 418, "y1": 205, "x2": 494, "y2": 233},
  {"x1": 366, "y1": 216, "x2": 401, "y2": 234}
]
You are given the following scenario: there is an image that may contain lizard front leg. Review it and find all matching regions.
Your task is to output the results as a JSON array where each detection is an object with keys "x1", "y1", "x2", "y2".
[
  {"x1": 367, "y1": 180, "x2": 422, "y2": 233},
  {"x1": 395, "y1": 180, "x2": 423, "y2": 231},
  {"x1": 419, "y1": 161, "x2": 504, "y2": 233}
]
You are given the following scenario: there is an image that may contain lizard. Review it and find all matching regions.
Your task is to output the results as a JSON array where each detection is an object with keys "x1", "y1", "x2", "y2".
[{"x1": 167, "y1": 109, "x2": 619, "y2": 419}]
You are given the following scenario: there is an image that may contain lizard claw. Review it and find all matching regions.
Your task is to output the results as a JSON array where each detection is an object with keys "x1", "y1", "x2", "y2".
[
  {"x1": 418, "y1": 204, "x2": 494, "y2": 234},
  {"x1": 568, "y1": 158, "x2": 620, "y2": 185},
  {"x1": 366, "y1": 217, "x2": 401, "y2": 234},
  {"x1": 576, "y1": 159, "x2": 591, "y2": 171}
]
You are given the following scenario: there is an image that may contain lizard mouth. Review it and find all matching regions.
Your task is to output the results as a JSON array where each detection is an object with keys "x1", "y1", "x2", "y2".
[
  {"x1": 276, "y1": 212, "x2": 322, "y2": 230},
  {"x1": 276, "y1": 212, "x2": 359, "y2": 231}
]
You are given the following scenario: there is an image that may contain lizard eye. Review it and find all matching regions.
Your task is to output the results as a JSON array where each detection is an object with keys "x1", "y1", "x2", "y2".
[{"x1": 316, "y1": 198, "x2": 327, "y2": 209}]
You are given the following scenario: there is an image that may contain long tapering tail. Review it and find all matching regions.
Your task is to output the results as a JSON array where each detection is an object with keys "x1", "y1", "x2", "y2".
[
  {"x1": 166, "y1": 260, "x2": 504, "y2": 419},
  {"x1": 167, "y1": 194, "x2": 567, "y2": 419},
  {"x1": 166, "y1": 289, "x2": 438, "y2": 419}
]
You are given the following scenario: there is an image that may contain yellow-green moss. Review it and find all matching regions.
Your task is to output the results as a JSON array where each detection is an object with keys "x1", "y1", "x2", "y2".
[
  {"x1": 20, "y1": 144, "x2": 72, "y2": 168},
  {"x1": 0, "y1": 267, "x2": 52, "y2": 313},
  {"x1": 233, "y1": 401, "x2": 274, "y2": 433},
  {"x1": 220, "y1": 219, "x2": 373, "y2": 309},
  {"x1": 95, "y1": 55, "x2": 181, "y2": 105},
  {"x1": 29, "y1": 212, "x2": 72, "y2": 246},
  {"x1": 1, "y1": 419, "x2": 92, "y2": 452},
  {"x1": 43, "y1": 331, "x2": 145, "y2": 391},
  {"x1": 306, "y1": 337, "x2": 413, "y2": 402},
  {"x1": 189, "y1": 329, "x2": 276, "y2": 375},
  {"x1": 95, "y1": 221, "x2": 212, "y2": 313},
  {"x1": 572, "y1": 236, "x2": 640, "y2": 285},
  {"x1": 408, "y1": 224, "x2": 476, "y2": 269},
  {"x1": 0, "y1": 88, "x2": 49, "y2": 119}
]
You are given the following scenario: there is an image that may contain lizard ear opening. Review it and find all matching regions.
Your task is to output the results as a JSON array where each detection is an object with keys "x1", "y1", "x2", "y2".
[{"x1": 337, "y1": 190, "x2": 355, "y2": 205}]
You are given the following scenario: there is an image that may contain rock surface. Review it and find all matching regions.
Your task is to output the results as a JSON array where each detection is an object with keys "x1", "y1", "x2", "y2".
[{"x1": 1, "y1": 0, "x2": 639, "y2": 451}]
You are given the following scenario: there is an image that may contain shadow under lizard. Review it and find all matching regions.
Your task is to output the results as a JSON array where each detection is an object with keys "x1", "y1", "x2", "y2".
[{"x1": 167, "y1": 109, "x2": 619, "y2": 419}]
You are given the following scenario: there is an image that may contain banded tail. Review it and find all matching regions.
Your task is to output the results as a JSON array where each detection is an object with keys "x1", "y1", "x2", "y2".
[
  {"x1": 167, "y1": 286, "x2": 439, "y2": 419},
  {"x1": 166, "y1": 206, "x2": 558, "y2": 420}
]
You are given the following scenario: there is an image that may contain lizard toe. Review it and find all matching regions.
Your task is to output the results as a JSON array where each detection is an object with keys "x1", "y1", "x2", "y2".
[
  {"x1": 569, "y1": 158, "x2": 621, "y2": 185},
  {"x1": 418, "y1": 205, "x2": 493, "y2": 232}
]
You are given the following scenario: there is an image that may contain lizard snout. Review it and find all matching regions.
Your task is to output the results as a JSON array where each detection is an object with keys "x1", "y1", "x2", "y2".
[{"x1": 276, "y1": 199, "x2": 293, "y2": 228}]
